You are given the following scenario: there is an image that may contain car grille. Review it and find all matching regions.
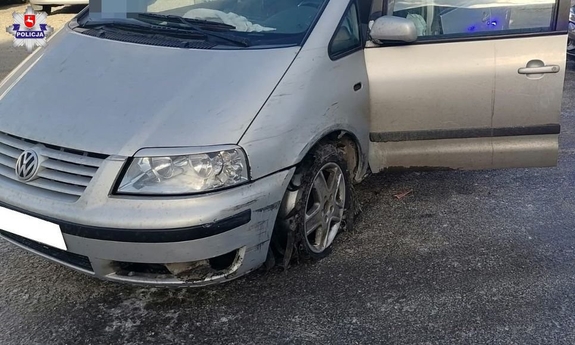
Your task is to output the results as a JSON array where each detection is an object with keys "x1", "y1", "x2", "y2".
[{"x1": 0, "y1": 131, "x2": 108, "y2": 202}]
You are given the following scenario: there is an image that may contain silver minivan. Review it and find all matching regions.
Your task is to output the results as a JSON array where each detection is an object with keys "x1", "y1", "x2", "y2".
[{"x1": 0, "y1": 0, "x2": 570, "y2": 286}]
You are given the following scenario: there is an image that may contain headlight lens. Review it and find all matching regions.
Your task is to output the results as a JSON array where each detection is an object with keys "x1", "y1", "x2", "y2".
[
  {"x1": 570, "y1": 7, "x2": 575, "y2": 23},
  {"x1": 117, "y1": 148, "x2": 249, "y2": 195}
]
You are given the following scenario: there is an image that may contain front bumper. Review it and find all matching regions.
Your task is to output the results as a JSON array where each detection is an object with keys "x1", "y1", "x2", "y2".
[{"x1": 0, "y1": 166, "x2": 294, "y2": 287}]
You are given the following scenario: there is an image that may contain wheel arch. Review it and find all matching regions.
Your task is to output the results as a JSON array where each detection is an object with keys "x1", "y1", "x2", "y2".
[
  {"x1": 294, "y1": 128, "x2": 368, "y2": 184},
  {"x1": 276, "y1": 128, "x2": 365, "y2": 222}
]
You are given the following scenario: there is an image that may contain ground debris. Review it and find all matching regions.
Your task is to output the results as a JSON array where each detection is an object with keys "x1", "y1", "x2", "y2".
[{"x1": 393, "y1": 189, "x2": 413, "y2": 200}]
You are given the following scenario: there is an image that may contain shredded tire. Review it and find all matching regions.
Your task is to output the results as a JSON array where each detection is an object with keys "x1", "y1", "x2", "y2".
[{"x1": 272, "y1": 141, "x2": 356, "y2": 266}]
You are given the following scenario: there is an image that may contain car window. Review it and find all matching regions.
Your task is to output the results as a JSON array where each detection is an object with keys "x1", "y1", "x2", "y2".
[
  {"x1": 329, "y1": 2, "x2": 362, "y2": 59},
  {"x1": 86, "y1": 0, "x2": 328, "y2": 47},
  {"x1": 389, "y1": 0, "x2": 556, "y2": 39},
  {"x1": 92, "y1": 0, "x2": 325, "y2": 34}
]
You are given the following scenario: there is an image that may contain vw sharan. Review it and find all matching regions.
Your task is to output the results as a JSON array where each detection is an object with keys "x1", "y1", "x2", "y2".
[{"x1": 0, "y1": 0, "x2": 569, "y2": 286}]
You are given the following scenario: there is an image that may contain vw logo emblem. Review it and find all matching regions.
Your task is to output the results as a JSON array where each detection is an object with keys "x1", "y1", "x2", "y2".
[{"x1": 15, "y1": 150, "x2": 40, "y2": 181}]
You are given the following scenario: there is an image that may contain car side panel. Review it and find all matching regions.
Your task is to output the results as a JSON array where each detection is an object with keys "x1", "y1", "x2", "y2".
[
  {"x1": 493, "y1": 35, "x2": 566, "y2": 129},
  {"x1": 240, "y1": 0, "x2": 370, "y2": 181}
]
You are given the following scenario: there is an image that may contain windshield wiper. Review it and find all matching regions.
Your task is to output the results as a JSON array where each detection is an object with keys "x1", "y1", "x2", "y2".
[
  {"x1": 80, "y1": 19, "x2": 206, "y2": 38},
  {"x1": 133, "y1": 13, "x2": 250, "y2": 47},
  {"x1": 136, "y1": 13, "x2": 236, "y2": 30}
]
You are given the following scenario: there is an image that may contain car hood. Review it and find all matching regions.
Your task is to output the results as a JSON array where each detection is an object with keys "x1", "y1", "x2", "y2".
[{"x1": 0, "y1": 27, "x2": 299, "y2": 156}]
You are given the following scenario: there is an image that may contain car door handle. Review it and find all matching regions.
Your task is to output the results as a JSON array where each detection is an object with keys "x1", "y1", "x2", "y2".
[{"x1": 518, "y1": 65, "x2": 560, "y2": 75}]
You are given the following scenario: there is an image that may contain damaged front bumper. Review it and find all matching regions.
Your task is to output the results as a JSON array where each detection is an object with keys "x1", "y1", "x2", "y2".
[{"x1": 0, "y1": 167, "x2": 295, "y2": 287}]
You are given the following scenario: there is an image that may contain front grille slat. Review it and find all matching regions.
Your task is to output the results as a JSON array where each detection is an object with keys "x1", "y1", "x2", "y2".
[
  {"x1": 0, "y1": 165, "x2": 84, "y2": 196},
  {"x1": 42, "y1": 159, "x2": 98, "y2": 177},
  {"x1": 0, "y1": 131, "x2": 108, "y2": 202},
  {"x1": 38, "y1": 169, "x2": 92, "y2": 187},
  {"x1": 29, "y1": 178, "x2": 85, "y2": 197},
  {"x1": 0, "y1": 154, "x2": 16, "y2": 170},
  {"x1": 0, "y1": 142, "x2": 20, "y2": 159},
  {"x1": 39, "y1": 147, "x2": 103, "y2": 168},
  {"x1": 0, "y1": 132, "x2": 34, "y2": 151}
]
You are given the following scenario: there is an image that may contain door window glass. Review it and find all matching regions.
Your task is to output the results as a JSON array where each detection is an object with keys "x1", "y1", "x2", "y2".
[
  {"x1": 329, "y1": 2, "x2": 362, "y2": 59},
  {"x1": 390, "y1": 0, "x2": 556, "y2": 39}
]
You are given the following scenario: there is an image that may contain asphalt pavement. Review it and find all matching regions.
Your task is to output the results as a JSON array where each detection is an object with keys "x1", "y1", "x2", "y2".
[{"x1": 1, "y1": 5, "x2": 575, "y2": 343}]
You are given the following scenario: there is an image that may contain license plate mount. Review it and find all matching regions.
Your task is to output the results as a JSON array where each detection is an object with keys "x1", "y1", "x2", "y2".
[{"x1": 0, "y1": 206, "x2": 67, "y2": 250}]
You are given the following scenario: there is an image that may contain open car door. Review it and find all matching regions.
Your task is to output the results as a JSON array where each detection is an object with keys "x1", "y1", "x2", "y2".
[{"x1": 366, "y1": 0, "x2": 569, "y2": 172}]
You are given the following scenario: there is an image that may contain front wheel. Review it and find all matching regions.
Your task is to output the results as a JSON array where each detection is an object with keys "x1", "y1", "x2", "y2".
[
  {"x1": 301, "y1": 161, "x2": 347, "y2": 257},
  {"x1": 273, "y1": 142, "x2": 355, "y2": 263}
]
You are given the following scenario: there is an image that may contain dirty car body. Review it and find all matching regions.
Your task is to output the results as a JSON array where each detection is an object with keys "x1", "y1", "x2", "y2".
[{"x1": 0, "y1": 0, "x2": 570, "y2": 286}]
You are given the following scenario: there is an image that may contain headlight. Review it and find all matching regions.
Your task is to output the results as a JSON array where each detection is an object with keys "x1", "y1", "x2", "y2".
[
  {"x1": 570, "y1": 7, "x2": 575, "y2": 23},
  {"x1": 116, "y1": 147, "x2": 249, "y2": 195}
]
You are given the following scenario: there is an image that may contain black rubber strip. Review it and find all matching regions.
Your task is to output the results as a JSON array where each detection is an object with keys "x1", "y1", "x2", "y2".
[
  {"x1": 0, "y1": 201, "x2": 251, "y2": 243},
  {"x1": 59, "y1": 210, "x2": 252, "y2": 243},
  {"x1": 0, "y1": 230, "x2": 93, "y2": 271},
  {"x1": 369, "y1": 124, "x2": 560, "y2": 142}
]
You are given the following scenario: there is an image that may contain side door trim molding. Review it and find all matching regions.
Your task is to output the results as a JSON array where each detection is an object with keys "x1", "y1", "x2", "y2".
[{"x1": 370, "y1": 124, "x2": 560, "y2": 142}]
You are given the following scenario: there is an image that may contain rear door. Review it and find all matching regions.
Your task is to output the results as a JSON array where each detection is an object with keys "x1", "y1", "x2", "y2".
[{"x1": 365, "y1": 0, "x2": 569, "y2": 172}]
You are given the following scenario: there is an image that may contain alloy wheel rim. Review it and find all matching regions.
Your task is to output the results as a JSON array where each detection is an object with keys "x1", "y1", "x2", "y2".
[{"x1": 304, "y1": 162, "x2": 346, "y2": 254}]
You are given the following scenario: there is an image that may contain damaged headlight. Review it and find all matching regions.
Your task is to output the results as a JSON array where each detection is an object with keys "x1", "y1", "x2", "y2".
[{"x1": 116, "y1": 147, "x2": 249, "y2": 195}]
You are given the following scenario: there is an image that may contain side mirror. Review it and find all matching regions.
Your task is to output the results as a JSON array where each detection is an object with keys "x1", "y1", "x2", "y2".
[{"x1": 369, "y1": 16, "x2": 418, "y2": 44}]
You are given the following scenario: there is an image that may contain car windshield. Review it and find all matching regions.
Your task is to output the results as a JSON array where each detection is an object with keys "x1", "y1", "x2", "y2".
[{"x1": 87, "y1": 0, "x2": 326, "y2": 45}]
